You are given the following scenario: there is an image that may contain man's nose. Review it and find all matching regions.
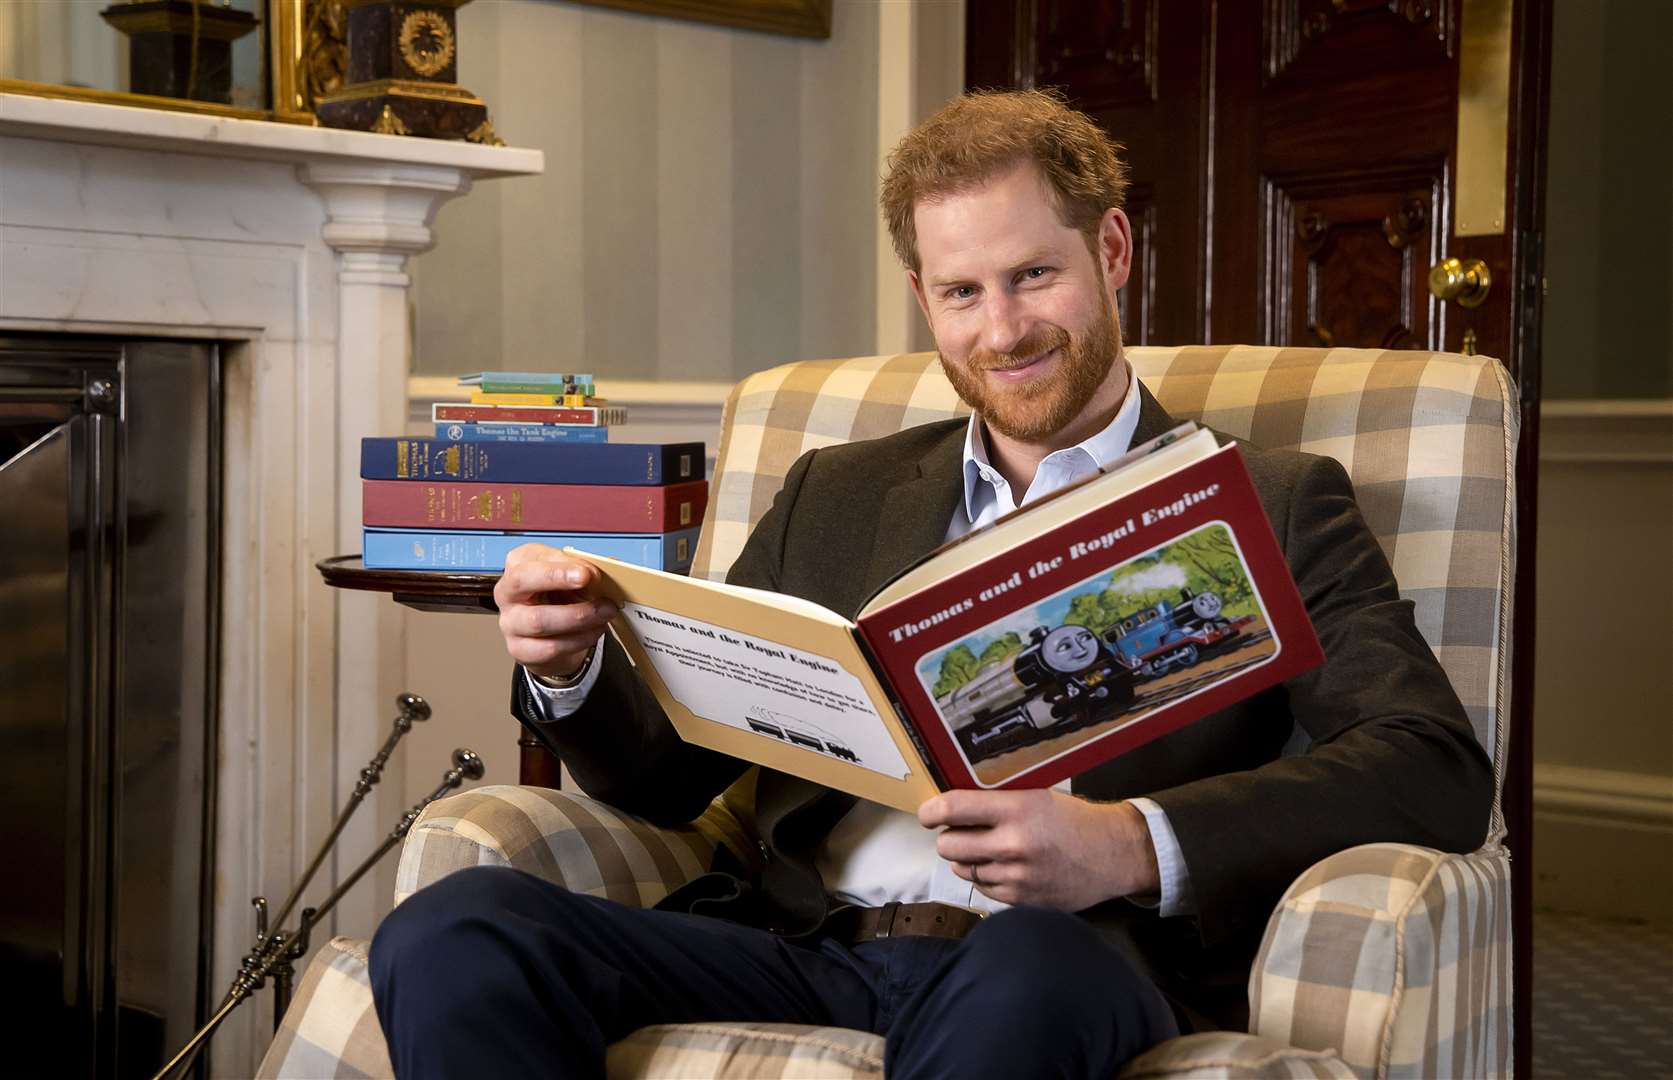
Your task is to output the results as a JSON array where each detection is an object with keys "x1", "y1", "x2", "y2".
[{"x1": 981, "y1": 291, "x2": 1030, "y2": 356}]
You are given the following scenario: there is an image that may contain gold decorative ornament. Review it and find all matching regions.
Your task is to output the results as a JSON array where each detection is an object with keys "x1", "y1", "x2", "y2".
[
  {"x1": 370, "y1": 104, "x2": 410, "y2": 135},
  {"x1": 465, "y1": 118, "x2": 505, "y2": 147},
  {"x1": 301, "y1": 0, "x2": 348, "y2": 110},
  {"x1": 398, "y1": 9, "x2": 455, "y2": 77},
  {"x1": 316, "y1": 0, "x2": 493, "y2": 140}
]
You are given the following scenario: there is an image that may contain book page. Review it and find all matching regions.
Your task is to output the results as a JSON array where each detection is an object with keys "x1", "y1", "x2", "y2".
[
  {"x1": 572, "y1": 551, "x2": 944, "y2": 812},
  {"x1": 620, "y1": 604, "x2": 912, "y2": 779}
]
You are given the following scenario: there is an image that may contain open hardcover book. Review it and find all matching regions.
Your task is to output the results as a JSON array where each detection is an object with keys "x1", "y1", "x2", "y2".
[{"x1": 572, "y1": 425, "x2": 1324, "y2": 813}]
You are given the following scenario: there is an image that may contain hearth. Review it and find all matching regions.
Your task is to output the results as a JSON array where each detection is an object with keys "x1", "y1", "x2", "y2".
[{"x1": 0, "y1": 335, "x2": 219, "y2": 1078}]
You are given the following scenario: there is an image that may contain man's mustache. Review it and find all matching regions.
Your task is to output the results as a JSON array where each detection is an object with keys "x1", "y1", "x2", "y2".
[{"x1": 969, "y1": 325, "x2": 1072, "y2": 372}]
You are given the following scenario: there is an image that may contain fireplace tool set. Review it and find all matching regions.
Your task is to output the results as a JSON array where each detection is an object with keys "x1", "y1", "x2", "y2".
[{"x1": 153, "y1": 693, "x2": 485, "y2": 1080}]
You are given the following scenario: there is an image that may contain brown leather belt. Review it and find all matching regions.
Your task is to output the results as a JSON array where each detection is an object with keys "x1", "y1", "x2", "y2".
[{"x1": 824, "y1": 901, "x2": 985, "y2": 945}]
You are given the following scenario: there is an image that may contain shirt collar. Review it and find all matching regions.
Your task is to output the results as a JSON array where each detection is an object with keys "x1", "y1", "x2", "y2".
[{"x1": 961, "y1": 360, "x2": 1143, "y2": 524}]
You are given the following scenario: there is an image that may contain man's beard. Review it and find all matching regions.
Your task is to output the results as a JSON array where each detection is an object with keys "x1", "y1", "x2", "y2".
[{"x1": 939, "y1": 295, "x2": 1122, "y2": 443}]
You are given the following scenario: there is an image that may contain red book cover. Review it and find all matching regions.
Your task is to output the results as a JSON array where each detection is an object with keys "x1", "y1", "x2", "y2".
[
  {"x1": 432, "y1": 404, "x2": 622, "y2": 425},
  {"x1": 362, "y1": 478, "x2": 708, "y2": 532},
  {"x1": 855, "y1": 445, "x2": 1322, "y2": 792}
]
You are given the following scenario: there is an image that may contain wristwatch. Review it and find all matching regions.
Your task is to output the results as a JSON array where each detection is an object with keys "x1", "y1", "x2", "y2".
[{"x1": 530, "y1": 645, "x2": 596, "y2": 690}]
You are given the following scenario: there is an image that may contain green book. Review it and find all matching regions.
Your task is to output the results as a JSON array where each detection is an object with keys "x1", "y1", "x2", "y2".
[{"x1": 458, "y1": 371, "x2": 595, "y2": 395}]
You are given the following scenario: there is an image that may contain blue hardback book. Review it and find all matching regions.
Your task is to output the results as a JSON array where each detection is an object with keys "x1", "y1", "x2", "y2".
[
  {"x1": 360, "y1": 438, "x2": 702, "y2": 485},
  {"x1": 434, "y1": 422, "x2": 609, "y2": 443},
  {"x1": 362, "y1": 526, "x2": 701, "y2": 573}
]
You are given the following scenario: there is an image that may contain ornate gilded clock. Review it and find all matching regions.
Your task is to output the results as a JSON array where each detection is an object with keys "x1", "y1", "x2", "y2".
[{"x1": 315, "y1": 0, "x2": 502, "y2": 144}]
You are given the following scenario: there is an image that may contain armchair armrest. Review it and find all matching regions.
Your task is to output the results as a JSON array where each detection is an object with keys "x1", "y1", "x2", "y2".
[
  {"x1": 1250, "y1": 843, "x2": 1512, "y2": 1079},
  {"x1": 1118, "y1": 1032, "x2": 1354, "y2": 1079},
  {"x1": 394, "y1": 784, "x2": 757, "y2": 908}
]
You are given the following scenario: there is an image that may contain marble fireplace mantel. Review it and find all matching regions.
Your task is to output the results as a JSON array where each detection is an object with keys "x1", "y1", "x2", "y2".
[{"x1": 0, "y1": 92, "x2": 542, "y2": 1073}]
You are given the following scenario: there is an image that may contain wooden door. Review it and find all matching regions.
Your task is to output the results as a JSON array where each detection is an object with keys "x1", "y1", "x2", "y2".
[
  {"x1": 969, "y1": 0, "x2": 1548, "y2": 371},
  {"x1": 967, "y1": 2, "x2": 1549, "y2": 1072}
]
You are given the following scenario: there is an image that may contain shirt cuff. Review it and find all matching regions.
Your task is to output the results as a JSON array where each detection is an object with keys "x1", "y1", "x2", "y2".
[
  {"x1": 1127, "y1": 797, "x2": 1198, "y2": 918},
  {"x1": 522, "y1": 645, "x2": 605, "y2": 723}
]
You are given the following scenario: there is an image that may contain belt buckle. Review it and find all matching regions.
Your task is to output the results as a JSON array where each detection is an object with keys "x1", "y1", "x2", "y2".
[{"x1": 874, "y1": 900, "x2": 901, "y2": 939}]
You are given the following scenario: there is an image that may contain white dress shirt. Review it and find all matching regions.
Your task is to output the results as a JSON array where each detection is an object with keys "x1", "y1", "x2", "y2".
[{"x1": 525, "y1": 364, "x2": 1196, "y2": 917}]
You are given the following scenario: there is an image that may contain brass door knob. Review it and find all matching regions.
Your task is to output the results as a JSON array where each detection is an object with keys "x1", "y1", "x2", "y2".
[{"x1": 1428, "y1": 257, "x2": 1492, "y2": 308}]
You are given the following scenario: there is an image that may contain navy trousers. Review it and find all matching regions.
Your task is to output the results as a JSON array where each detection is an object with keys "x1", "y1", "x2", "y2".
[{"x1": 370, "y1": 866, "x2": 1179, "y2": 1079}]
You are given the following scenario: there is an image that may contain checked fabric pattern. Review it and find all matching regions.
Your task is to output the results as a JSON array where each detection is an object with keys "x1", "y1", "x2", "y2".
[
  {"x1": 697, "y1": 346, "x2": 1514, "y2": 820},
  {"x1": 262, "y1": 346, "x2": 1516, "y2": 1079}
]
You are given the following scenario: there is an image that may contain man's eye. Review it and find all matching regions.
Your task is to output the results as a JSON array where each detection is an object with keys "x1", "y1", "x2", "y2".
[
  {"x1": 1023, "y1": 267, "x2": 1051, "y2": 280},
  {"x1": 949, "y1": 286, "x2": 976, "y2": 300}
]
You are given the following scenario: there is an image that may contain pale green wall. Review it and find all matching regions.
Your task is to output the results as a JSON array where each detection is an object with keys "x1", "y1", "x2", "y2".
[
  {"x1": 412, "y1": 0, "x2": 900, "y2": 382},
  {"x1": 1543, "y1": 0, "x2": 1673, "y2": 399}
]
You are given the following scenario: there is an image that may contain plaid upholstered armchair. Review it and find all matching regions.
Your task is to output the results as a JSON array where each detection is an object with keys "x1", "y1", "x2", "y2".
[{"x1": 261, "y1": 345, "x2": 1517, "y2": 1079}]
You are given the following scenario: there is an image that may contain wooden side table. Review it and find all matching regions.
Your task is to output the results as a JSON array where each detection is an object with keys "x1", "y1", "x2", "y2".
[{"x1": 316, "y1": 555, "x2": 564, "y2": 788}]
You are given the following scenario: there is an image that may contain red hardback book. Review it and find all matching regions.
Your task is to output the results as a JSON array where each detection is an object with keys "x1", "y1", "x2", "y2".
[
  {"x1": 362, "y1": 478, "x2": 708, "y2": 532},
  {"x1": 579, "y1": 426, "x2": 1324, "y2": 812}
]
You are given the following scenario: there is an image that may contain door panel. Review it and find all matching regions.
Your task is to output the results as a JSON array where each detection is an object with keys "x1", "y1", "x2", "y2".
[
  {"x1": 970, "y1": 0, "x2": 1212, "y2": 347},
  {"x1": 1267, "y1": 170, "x2": 1443, "y2": 349},
  {"x1": 1266, "y1": 0, "x2": 1458, "y2": 83},
  {"x1": 1034, "y1": 0, "x2": 1157, "y2": 110}
]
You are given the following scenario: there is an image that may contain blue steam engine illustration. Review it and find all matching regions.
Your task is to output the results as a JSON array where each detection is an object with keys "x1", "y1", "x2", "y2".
[
  {"x1": 943, "y1": 588, "x2": 1253, "y2": 762},
  {"x1": 1107, "y1": 589, "x2": 1249, "y2": 677}
]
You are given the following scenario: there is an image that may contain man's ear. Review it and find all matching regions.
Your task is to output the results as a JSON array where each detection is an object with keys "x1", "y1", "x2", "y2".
[
  {"x1": 1098, "y1": 208, "x2": 1133, "y2": 295},
  {"x1": 908, "y1": 270, "x2": 932, "y2": 325}
]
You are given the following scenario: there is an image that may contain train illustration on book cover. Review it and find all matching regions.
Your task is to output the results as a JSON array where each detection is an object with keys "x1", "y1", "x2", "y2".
[{"x1": 915, "y1": 522, "x2": 1280, "y2": 784}]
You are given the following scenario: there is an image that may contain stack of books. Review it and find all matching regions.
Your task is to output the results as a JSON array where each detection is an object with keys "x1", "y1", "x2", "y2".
[
  {"x1": 433, "y1": 371, "x2": 625, "y2": 443},
  {"x1": 359, "y1": 370, "x2": 706, "y2": 573}
]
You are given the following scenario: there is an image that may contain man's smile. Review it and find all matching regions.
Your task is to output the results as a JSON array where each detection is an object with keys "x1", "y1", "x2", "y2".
[{"x1": 984, "y1": 345, "x2": 1061, "y2": 382}]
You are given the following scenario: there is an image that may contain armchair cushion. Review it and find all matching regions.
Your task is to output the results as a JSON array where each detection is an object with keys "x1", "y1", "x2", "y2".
[
  {"x1": 257, "y1": 936, "x2": 391, "y2": 1080},
  {"x1": 606, "y1": 1023, "x2": 884, "y2": 1079},
  {"x1": 394, "y1": 783, "x2": 757, "y2": 905},
  {"x1": 1250, "y1": 843, "x2": 1512, "y2": 1079},
  {"x1": 1118, "y1": 1032, "x2": 1356, "y2": 1079}
]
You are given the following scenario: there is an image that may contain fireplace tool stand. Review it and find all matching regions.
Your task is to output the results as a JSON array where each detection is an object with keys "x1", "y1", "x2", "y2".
[{"x1": 153, "y1": 693, "x2": 485, "y2": 1080}]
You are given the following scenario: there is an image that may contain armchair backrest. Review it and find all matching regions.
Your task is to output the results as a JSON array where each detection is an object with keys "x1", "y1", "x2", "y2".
[{"x1": 692, "y1": 346, "x2": 1517, "y2": 845}]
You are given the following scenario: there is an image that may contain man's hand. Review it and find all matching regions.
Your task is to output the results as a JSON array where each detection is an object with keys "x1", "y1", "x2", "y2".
[
  {"x1": 918, "y1": 789, "x2": 1159, "y2": 911},
  {"x1": 494, "y1": 544, "x2": 618, "y2": 681}
]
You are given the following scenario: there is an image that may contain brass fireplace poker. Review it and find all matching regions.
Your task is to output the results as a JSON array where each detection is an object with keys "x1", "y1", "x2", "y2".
[{"x1": 153, "y1": 693, "x2": 486, "y2": 1080}]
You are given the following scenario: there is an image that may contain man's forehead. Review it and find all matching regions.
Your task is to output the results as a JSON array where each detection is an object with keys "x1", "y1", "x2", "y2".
[{"x1": 913, "y1": 164, "x2": 1084, "y2": 281}]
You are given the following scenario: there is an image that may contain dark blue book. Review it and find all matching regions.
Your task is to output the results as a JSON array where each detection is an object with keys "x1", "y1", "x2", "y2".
[
  {"x1": 434, "y1": 422, "x2": 610, "y2": 443},
  {"x1": 363, "y1": 526, "x2": 701, "y2": 573},
  {"x1": 361, "y1": 438, "x2": 702, "y2": 485}
]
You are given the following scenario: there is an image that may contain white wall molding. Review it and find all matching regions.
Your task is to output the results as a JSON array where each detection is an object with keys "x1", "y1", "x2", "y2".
[
  {"x1": 875, "y1": 0, "x2": 917, "y2": 358},
  {"x1": 1532, "y1": 401, "x2": 1670, "y2": 923},
  {"x1": 300, "y1": 160, "x2": 487, "y2": 956},
  {"x1": 1533, "y1": 763, "x2": 1673, "y2": 827},
  {"x1": 1532, "y1": 763, "x2": 1673, "y2": 925},
  {"x1": 1540, "y1": 398, "x2": 1673, "y2": 464}
]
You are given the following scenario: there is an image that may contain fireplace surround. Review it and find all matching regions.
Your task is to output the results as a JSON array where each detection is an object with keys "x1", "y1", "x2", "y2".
[{"x1": 0, "y1": 92, "x2": 541, "y2": 1073}]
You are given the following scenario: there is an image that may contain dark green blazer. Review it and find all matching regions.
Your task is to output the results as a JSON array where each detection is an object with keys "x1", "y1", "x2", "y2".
[{"x1": 511, "y1": 384, "x2": 1492, "y2": 1030}]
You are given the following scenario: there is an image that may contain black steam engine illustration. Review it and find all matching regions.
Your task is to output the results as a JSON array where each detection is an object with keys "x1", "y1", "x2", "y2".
[
  {"x1": 942, "y1": 589, "x2": 1252, "y2": 762},
  {"x1": 746, "y1": 706, "x2": 861, "y2": 764}
]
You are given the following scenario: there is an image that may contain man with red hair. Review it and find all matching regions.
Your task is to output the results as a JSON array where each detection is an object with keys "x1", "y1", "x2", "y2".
[{"x1": 370, "y1": 90, "x2": 1489, "y2": 1080}]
